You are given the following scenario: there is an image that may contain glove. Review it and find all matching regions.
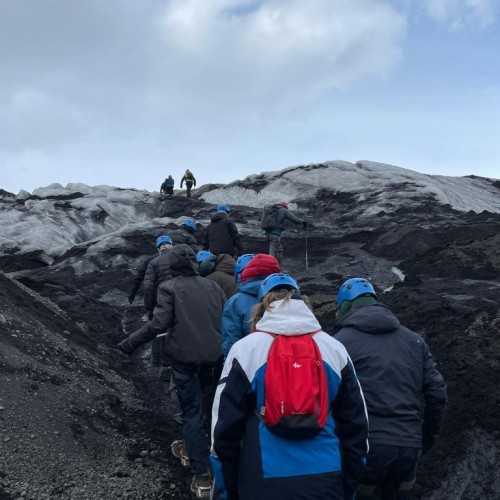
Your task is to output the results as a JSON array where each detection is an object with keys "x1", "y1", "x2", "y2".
[
  {"x1": 128, "y1": 293, "x2": 135, "y2": 305},
  {"x1": 117, "y1": 338, "x2": 134, "y2": 355},
  {"x1": 302, "y1": 221, "x2": 308, "y2": 228}
]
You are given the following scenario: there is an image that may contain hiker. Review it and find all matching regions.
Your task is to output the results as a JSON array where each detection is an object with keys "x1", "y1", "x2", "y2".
[
  {"x1": 196, "y1": 251, "x2": 237, "y2": 300},
  {"x1": 203, "y1": 204, "x2": 243, "y2": 257},
  {"x1": 211, "y1": 273, "x2": 369, "y2": 500},
  {"x1": 334, "y1": 278, "x2": 448, "y2": 500},
  {"x1": 143, "y1": 235, "x2": 174, "y2": 377},
  {"x1": 261, "y1": 201, "x2": 307, "y2": 264},
  {"x1": 168, "y1": 218, "x2": 199, "y2": 253},
  {"x1": 160, "y1": 175, "x2": 175, "y2": 196},
  {"x1": 118, "y1": 244, "x2": 226, "y2": 499},
  {"x1": 221, "y1": 253, "x2": 280, "y2": 358},
  {"x1": 180, "y1": 169, "x2": 196, "y2": 197}
]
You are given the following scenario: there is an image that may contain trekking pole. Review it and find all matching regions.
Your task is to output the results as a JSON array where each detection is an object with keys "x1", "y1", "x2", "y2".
[{"x1": 305, "y1": 225, "x2": 309, "y2": 271}]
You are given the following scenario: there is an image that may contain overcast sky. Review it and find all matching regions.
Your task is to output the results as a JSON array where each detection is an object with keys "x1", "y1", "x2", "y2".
[{"x1": 1, "y1": 0, "x2": 499, "y2": 194}]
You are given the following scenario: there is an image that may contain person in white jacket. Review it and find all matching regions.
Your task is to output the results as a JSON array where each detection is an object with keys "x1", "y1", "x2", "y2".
[{"x1": 210, "y1": 273, "x2": 369, "y2": 500}]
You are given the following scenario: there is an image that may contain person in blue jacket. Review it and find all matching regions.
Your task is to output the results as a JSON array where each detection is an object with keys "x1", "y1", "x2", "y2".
[
  {"x1": 211, "y1": 273, "x2": 369, "y2": 500},
  {"x1": 334, "y1": 278, "x2": 447, "y2": 500},
  {"x1": 221, "y1": 253, "x2": 280, "y2": 358}
]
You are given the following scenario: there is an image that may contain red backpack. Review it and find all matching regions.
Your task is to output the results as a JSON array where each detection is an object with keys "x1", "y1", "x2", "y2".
[{"x1": 258, "y1": 332, "x2": 329, "y2": 439}]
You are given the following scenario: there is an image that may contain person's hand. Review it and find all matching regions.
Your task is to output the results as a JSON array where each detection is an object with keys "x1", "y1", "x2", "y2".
[
  {"x1": 117, "y1": 339, "x2": 134, "y2": 355},
  {"x1": 128, "y1": 293, "x2": 135, "y2": 305}
]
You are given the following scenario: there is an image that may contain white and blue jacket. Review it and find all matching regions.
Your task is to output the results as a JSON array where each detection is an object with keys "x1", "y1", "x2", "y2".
[{"x1": 211, "y1": 298, "x2": 369, "y2": 500}]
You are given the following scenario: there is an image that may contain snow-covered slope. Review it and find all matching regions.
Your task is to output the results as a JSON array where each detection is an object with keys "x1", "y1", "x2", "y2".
[{"x1": 201, "y1": 160, "x2": 500, "y2": 214}]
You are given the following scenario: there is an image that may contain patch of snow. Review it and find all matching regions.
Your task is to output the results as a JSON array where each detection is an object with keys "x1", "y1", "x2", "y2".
[{"x1": 391, "y1": 266, "x2": 405, "y2": 281}]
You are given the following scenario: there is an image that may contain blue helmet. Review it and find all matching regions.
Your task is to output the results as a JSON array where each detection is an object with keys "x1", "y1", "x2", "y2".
[
  {"x1": 217, "y1": 204, "x2": 230, "y2": 213},
  {"x1": 181, "y1": 218, "x2": 197, "y2": 232},
  {"x1": 336, "y1": 278, "x2": 377, "y2": 307},
  {"x1": 196, "y1": 250, "x2": 215, "y2": 263},
  {"x1": 156, "y1": 235, "x2": 173, "y2": 248},
  {"x1": 234, "y1": 254, "x2": 254, "y2": 282},
  {"x1": 258, "y1": 273, "x2": 300, "y2": 301}
]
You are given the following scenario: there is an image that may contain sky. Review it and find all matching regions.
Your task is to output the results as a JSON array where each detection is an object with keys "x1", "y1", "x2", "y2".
[{"x1": 0, "y1": 0, "x2": 499, "y2": 194}]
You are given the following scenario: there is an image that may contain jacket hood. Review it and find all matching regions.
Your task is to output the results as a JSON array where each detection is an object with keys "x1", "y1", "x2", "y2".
[
  {"x1": 211, "y1": 211, "x2": 228, "y2": 223},
  {"x1": 215, "y1": 254, "x2": 236, "y2": 275},
  {"x1": 240, "y1": 253, "x2": 281, "y2": 282},
  {"x1": 337, "y1": 303, "x2": 400, "y2": 334},
  {"x1": 255, "y1": 298, "x2": 321, "y2": 336},
  {"x1": 169, "y1": 244, "x2": 199, "y2": 277},
  {"x1": 237, "y1": 277, "x2": 263, "y2": 296}
]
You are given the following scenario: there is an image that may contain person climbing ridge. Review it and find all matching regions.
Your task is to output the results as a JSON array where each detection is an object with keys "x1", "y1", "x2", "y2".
[
  {"x1": 118, "y1": 245, "x2": 225, "y2": 499},
  {"x1": 211, "y1": 273, "x2": 368, "y2": 500},
  {"x1": 160, "y1": 175, "x2": 175, "y2": 196},
  {"x1": 334, "y1": 277, "x2": 448, "y2": 500},
  {"x1": 180, "y1": 169, "x2": 196, "y2": 198},
  {"x1": 261, "y1": 201, "x2": 307, "y2": 265},
  {"x1": 203, "y1": 204, "x2": 243, "y2": 258}
]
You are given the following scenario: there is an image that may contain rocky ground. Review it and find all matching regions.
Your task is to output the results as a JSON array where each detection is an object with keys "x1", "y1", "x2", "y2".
[{"x1": 1, "y1": 174, "x2": 500, "y2": 499}]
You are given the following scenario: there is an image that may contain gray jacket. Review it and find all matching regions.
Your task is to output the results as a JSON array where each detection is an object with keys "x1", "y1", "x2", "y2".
[
  {"x1": 126, "y1": 244, "x2": 225, "y2": 365},
  {"x1": 334, "y1": 303, "x2": 447, "y2": 448}
]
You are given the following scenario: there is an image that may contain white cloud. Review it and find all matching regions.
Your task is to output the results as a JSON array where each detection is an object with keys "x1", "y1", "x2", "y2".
[{"x1": 159, "y1": 0, "x2": 406, "y2": 108}]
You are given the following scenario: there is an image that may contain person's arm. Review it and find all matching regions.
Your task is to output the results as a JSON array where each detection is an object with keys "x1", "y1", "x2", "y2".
[
  {"x1": 143, "y1": 260, "x2": 157, "y2": 316},
  {"x1": 118, "y1": 282, "x2": 175, "y2": 352},
  {"x1": 211, "y1": 347, "x2": 252, "y2": 500},
  {"x1": 422, "y1": 343, "x2": 447, "y2": 453},
  {"x1": 193, "y1": 175, "x2": 196, "y2": 187},
  {"x1": 227, "y1": 220, "x2": 243, "y2": 256},
  {"x1": 331, "y1": 357, "x2": 369, "y2": 500},
  {"x1": 128, "y1": 257, "x2": 150, "y2": 303},
  {"x1": 221, "y1": 298, "x2": 244, "y2": 359},
  {"x1": 284, "y1": 209, "x2": 304, "y2": 225},
  {"x1": 180, "y1": 175, "x2": 185, "y2": 188}
]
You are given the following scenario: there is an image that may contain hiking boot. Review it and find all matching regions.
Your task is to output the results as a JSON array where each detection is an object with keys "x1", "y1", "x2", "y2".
[
  {"x1": 190, "y1": 473, "x2": 213, "y2": 499},
  {"x1": 171, "y1": 440, "x2": 191, "y2": 468}
]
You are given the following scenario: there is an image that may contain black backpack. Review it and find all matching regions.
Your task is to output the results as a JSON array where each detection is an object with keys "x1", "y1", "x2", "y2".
[{"x1": 261, "y1": 204, "x2": 280, "y2": 230}]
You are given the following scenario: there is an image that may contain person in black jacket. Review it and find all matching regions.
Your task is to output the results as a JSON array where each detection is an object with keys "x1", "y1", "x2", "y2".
[
  {"x1": 143, "y1": 235, "x2": 174, "y2": 374},
  {"x1": 334, "y1": 278, "x2": 448, "y2": 500},
  {"x1": 203, "y1": 204, "x2": 243, "y2": 257},
  {"x1": 118, "y1": 244, "x2": 226, "y2": 499}
]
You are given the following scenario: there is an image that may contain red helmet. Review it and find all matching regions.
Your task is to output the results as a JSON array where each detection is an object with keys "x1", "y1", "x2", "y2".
[{"x1": 279, "y1": 201, "x2": 289, "y2": 208}]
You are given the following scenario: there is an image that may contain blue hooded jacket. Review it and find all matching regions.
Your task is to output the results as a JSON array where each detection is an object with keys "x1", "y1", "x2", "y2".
[{"x1": 221, "y1": 278, "x2": 263, "y2": 358}]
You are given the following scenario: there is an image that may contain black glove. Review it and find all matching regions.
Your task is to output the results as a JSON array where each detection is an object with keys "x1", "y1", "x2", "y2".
[
  {"x1": 128, "y1": 293, "x2": 135, "y2": 305},
  {"x1": 302, "y1": 221, "x2": 308, "y2": 228},
  {"x1": 117, "y1": 339, "x2": 134, "y2": 355}
]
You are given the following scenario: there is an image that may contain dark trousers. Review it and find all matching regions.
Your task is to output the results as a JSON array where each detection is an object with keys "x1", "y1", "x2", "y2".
[
  {"x1": 173, "y1": 360, "x2": 222, "y2": 474},
  {"x1": 185, "y1": 181, "x2": 193, "y2": 197},
  {"x1": 356, "y1": 445, "x2": 420, "y2": 500}
]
